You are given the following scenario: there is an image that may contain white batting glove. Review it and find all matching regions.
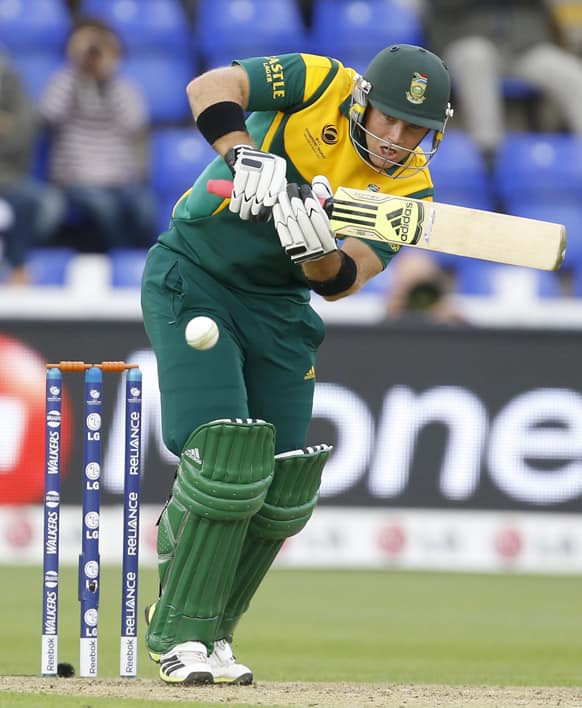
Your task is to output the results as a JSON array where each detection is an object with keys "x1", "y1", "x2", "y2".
[
  {"x1": 273, "y1": 180, "x2": 338, "y2": 264},
  {"x1": 225, "y1": 145, "x2": 287, "y2": 222},
  {"x1": 311, "y1": 174, "x2": 334, "y2": 203}
]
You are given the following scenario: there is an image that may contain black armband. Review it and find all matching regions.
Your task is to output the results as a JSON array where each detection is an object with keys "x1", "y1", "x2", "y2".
[
  {"x1": 196, "y1": 101, "x2": 247, "y2": 146},
  {"x1": 305, "y1": 251, "x2": 357, "y2": 296}
]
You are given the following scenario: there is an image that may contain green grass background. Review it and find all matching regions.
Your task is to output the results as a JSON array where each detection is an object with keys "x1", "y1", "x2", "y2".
[{"x1": 1, "y1": 565, "x2": 581, "y2": 705}]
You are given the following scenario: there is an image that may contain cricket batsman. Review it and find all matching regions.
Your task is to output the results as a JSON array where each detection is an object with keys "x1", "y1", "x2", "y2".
[{"x1": 140, "y1": 44, "x2": 453, "y2": 685}]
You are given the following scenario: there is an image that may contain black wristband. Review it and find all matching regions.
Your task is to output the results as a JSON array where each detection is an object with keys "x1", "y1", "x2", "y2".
[
  {"x1": 196, "y1": 101, "x2": 247, "y2": 146},
  {"x1": 305, "y1": 251, "x2": 358, "y2": 296}
]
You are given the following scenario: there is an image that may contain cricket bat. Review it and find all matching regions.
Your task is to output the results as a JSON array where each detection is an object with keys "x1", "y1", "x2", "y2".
[{"x1": 206, "y1": 179, "x2": 566, "y2": 271}]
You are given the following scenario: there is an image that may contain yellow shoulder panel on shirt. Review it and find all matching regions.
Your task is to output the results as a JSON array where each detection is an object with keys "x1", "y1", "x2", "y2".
[
  {"x1": 259, "y1": 112, "x2": 285, "y2": 152},
  {"x1": 299, "y1": 53, "x2": 337, "y2": 104}
]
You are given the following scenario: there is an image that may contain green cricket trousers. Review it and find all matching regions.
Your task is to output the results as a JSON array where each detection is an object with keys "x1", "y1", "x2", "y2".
[{"x1": 140, "y1": 243, "x2": 325, "y2": 456}]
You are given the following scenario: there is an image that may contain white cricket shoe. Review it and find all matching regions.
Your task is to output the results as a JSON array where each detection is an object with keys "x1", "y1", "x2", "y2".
[
  {"x1": 209, "y1": 639, "x2": 253, "y2": 685},
  {"x1": 159, "y1": 641, "x2": 213, "y2": 684}
]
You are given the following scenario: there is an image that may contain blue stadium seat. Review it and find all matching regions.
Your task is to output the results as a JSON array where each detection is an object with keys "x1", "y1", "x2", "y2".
[
  {"x1": 430, "y1": 130, "x2": 495, "y2": 210},
  {"x1": 455, "y1": 259, "x2": 561, "y2": 298},
  {"x1": 0, "y1": 0, "x2": 71, "y2": 51},
  {"x1": 504, "y1": 201, "x2": 582, "y2": 274},
  {"x1": 26, "y1": 248, "x2": 76, "y2": 286},
  {"x1": 501, "y1": 77, "x2": 539, "y2": 101},
  {"x1": 121, "y1": 54, "x2": 195, "y2": 123},
  {"x1": 150, "y1": 129, "x2": 216, "y2": 197},
  {"x1": 494, "y1": 132, "x2": 582, "y2": 205},
  {"x1": 494, "y1": 134, "x2": 582, "y2": 278},
  {"x1": 150, "y1": 128, "x2": 217, "y2": 230},
  {"x1": 311, "y1": 0, "x2": 424, "y2": 73},
  {"x1": 109, "y1": 248, "x2": 149, "y2": 288},
  {"x1": 195, "y1": 0, "x2": 309, "y2": 70},
  {"x1": 11, "y1": 51, "x2": 64, "y2": 102},
  {"x1": 570, "y1": 264, "x2": 582, "y2": 297},
  {"x1": 81, "y1": 0, "x2": 190, "y2": 55}
]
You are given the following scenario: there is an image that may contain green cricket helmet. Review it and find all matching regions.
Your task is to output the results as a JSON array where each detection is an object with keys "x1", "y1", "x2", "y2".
[{"x1": 349, "y1": 44, "x2": 453, "y2": 175}]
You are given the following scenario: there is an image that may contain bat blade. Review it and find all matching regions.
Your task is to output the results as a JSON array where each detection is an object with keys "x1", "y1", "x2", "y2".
[
  {"x1": 328, "y1": 187, "x2": 566, "y2": 271},
  {"x1": 206, "y1": 180, "x2": 567, "y2": 271}
]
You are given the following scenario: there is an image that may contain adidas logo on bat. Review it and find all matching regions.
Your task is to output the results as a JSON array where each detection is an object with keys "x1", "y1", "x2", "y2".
[
  {"x1": 330, "y1": 194, "x2": 424, "y2": 246},
  {"x1": 385, "y1": 202, "x2": 423, "y2": 244},
  {"x1": 386, "y1": 206, "x2": 406, "y2": 239}
]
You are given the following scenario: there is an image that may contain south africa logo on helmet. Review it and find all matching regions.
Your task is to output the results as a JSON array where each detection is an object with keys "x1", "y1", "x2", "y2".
[
  {"x1": 362, "y1": 44, "x2": 452, "y2": 132},
  {"x1": 406, "y1": 72, "x2": 428, "y2": 105}
]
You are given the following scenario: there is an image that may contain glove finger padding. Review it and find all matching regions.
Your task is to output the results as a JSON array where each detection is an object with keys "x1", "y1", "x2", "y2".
[
  {"x1": 273, "y1": 182, "x2": 338, "y2": 264},
  {"x1": 311, "y1": 174, "x2": 333, "y2": 202},
  {"x1": 227, "y1": 146, "x2": 287, "y2": 222},
  {"x1": 298, "y1": 183, "x2": 337, "y2": 253},
  {"x1": 238, "y1": 168, "x2": 261, "y2": 221},
  {"x1": 255, "y1": 155, "x2": 287, "y2": 209},
  {"x1": 273, "y1": 185, "x2": 315, "y2": 259},
  {"x1": 272, "y1": 189, "x2": 294, "y2": 250}
]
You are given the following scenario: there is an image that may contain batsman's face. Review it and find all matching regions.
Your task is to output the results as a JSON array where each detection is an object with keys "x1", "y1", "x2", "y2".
[{"x1": 364, "y1": 106, "x2": 428, "y2": 169}]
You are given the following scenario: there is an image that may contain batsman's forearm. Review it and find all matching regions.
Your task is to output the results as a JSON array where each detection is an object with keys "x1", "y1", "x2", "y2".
[
  {"x1": 301, "y1": 250, "x2": 361, "y2": 301},
  {"x1": 212, "y1": 132, "x2": 253, "y2": 157},
  {"x1": 187, "y1": 66, "x2": 249, "y2": 116},
  {"x1": 301, "y1": 250, "x2": 343, "y2": 281},
  {"x1": 187, "y1": 66, "x2": 252, "y2": 155}
]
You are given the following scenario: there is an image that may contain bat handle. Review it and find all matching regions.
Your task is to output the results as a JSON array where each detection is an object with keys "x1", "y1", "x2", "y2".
[
  {"x1": 321, "y1": 197, "x2": 333, "y2": 217},
  {"x1": 206, "y1": 179, "x2": 333, "y2": 216},
  {"x1": 207, "y1": 179, "x2": 234, "y2": 199}
]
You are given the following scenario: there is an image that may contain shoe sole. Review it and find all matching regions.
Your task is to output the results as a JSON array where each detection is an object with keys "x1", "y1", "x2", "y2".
[
  {"x1": 213, "y1": 671, "x2": 253, "y2": 685},
  {"x1": 160, "y1": 669, "x2": 213, "y2": 685}
]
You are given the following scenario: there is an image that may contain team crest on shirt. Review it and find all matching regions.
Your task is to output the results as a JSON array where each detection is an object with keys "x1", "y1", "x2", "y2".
[{"x1": 406, "y1": 72, "x2": 428, "y2": 104}]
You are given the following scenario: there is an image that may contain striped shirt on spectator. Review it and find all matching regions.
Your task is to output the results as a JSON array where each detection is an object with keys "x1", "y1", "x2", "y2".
[{"x1": 40, "y1": 67, "x2": 148, "y2": 187}]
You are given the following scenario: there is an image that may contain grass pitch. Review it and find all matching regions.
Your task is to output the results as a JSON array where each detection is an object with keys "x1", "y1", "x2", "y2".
[{"x1": 1, "y1": 565, "x2": 581, "y2": 706}]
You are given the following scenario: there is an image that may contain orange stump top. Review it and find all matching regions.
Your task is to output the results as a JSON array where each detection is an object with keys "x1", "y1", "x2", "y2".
[{"x1": 46, "y1": 361, "x2": 139, "y2": 372}]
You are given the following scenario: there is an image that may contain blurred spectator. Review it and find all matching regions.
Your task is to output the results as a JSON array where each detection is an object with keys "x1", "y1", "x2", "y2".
[
  {"x1": 64, "y1": 0, "x2": 83, "y2": 20},
  {"x1": 385, "y1": 251, "x2": 466, "y2": 325},
  {"x1": 180, "y1": 0, "x2": 198, "y2": 24},
  {"x1": 39, "y1": 17, "x2": 156, "y2": 253},
  {"x1": 0, "y1": 51, "x2": 62, "y2": 285},
  {"x1": 551, "y1": 0, "x2": 582, "y2": 55},
  {"x1": 423, "y1": 0, "x2": 582, "y2": 164}
]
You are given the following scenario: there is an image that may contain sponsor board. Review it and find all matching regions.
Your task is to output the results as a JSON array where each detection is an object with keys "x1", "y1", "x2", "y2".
[
  {"x1": 1, "y1": 321, "x2": 582, "y2": 573},
  {"x1": 1, "y1": 505, "x2": 582, "y2": 574}
]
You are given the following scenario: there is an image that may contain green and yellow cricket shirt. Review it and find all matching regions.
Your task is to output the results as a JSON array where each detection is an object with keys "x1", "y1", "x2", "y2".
[{"x1": 158, "y1": 52, "x2": 435, "y2": 299}]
